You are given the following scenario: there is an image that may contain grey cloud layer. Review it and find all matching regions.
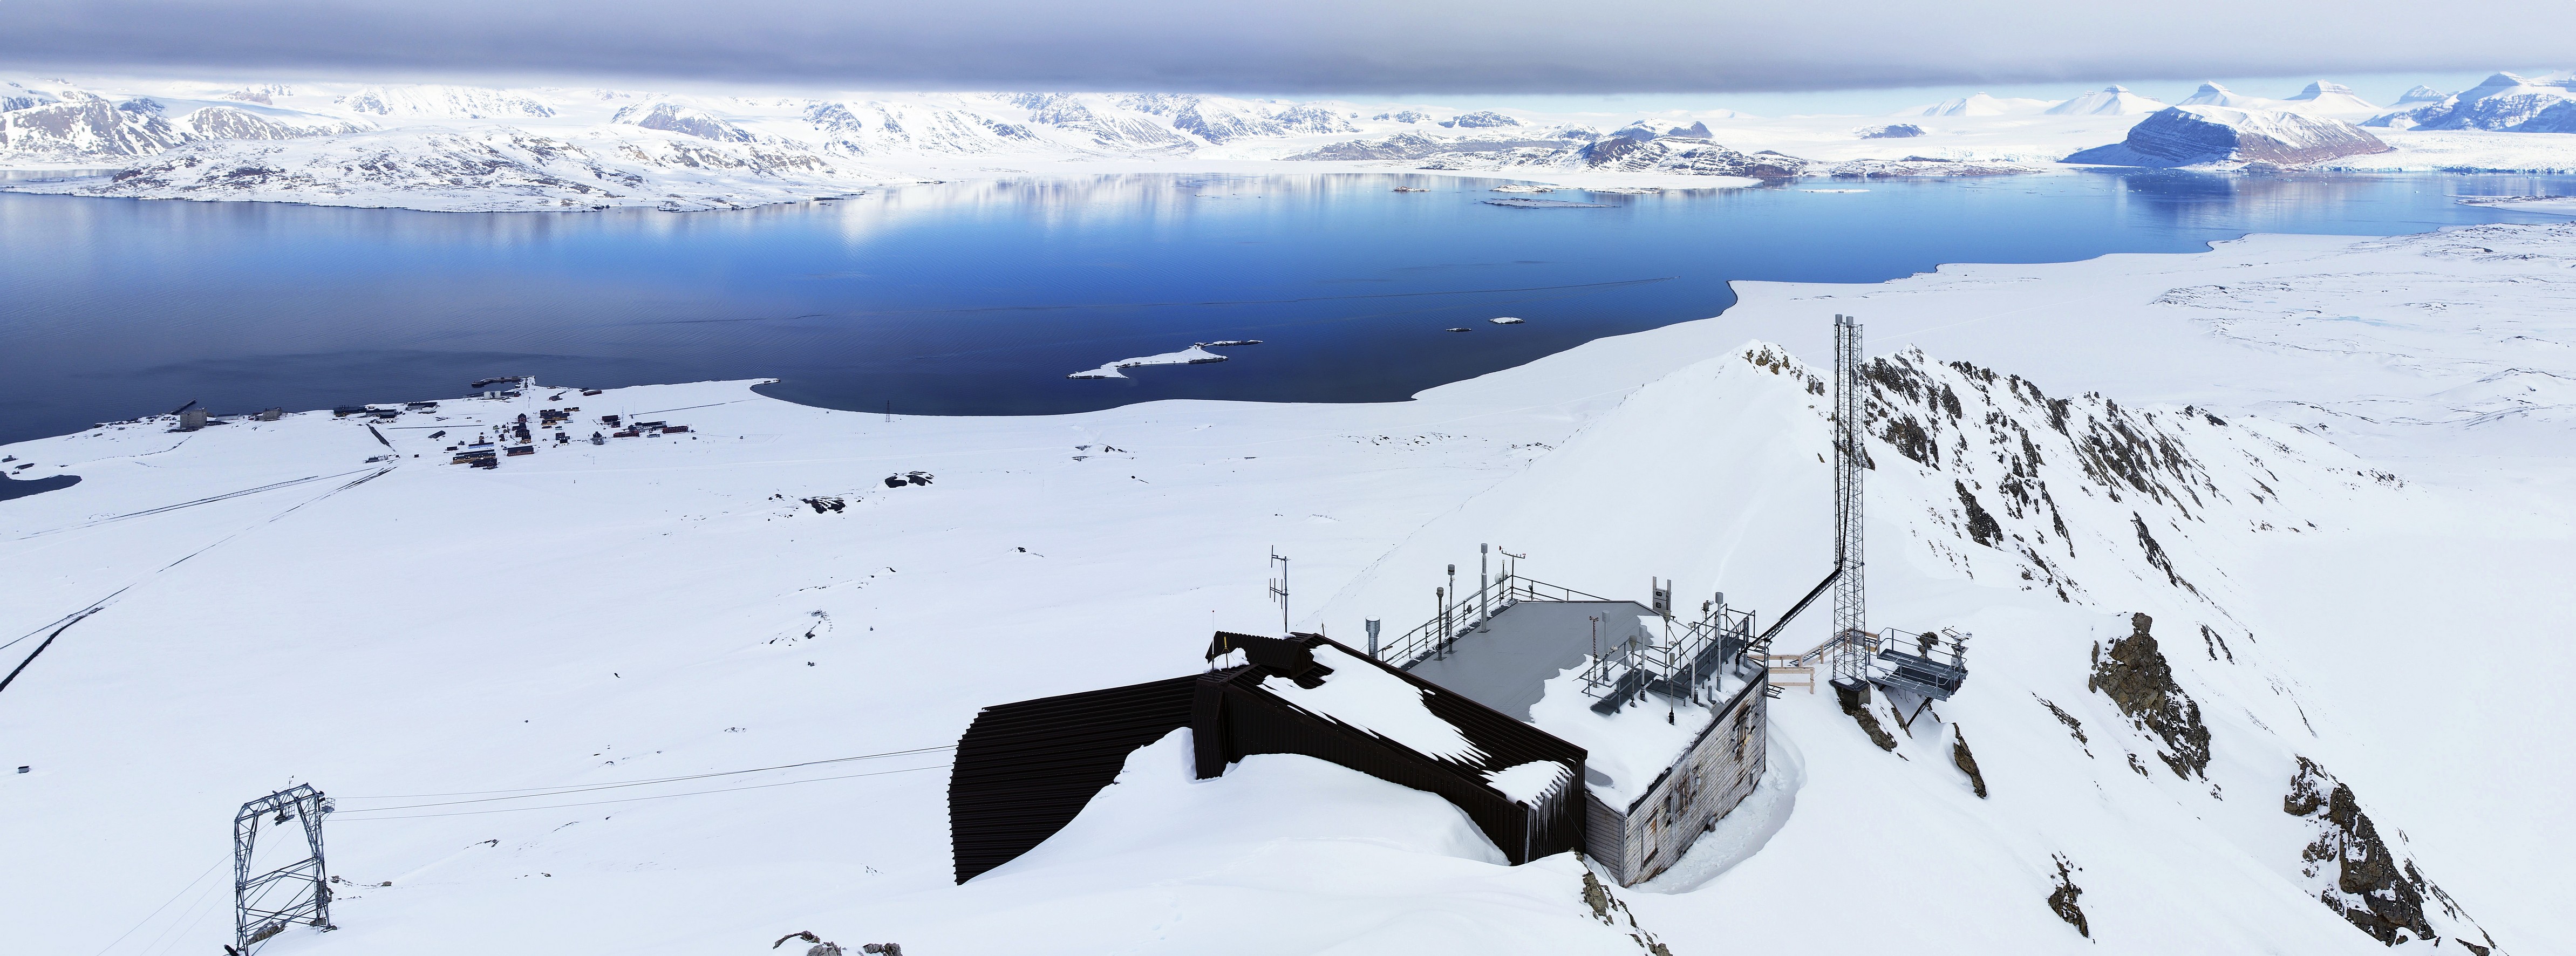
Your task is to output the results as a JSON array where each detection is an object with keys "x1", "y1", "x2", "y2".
[{"x1": 7, "y1": 0, "x2": 2572, "y2": 92}]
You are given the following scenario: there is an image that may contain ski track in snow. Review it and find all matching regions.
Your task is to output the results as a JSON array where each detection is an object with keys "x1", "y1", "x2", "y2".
[{"x1": 5, "y1": 223, "x2": 2574, "y2": 954}]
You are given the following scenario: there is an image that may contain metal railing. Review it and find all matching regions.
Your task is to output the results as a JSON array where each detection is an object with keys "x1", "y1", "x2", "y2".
[
  {"x1": 1369, "y1": 574, "x2": 1613, "y2": 670},
  {"x1": 1370, "y1": 573, "x2": 1763, "y2": 709}
]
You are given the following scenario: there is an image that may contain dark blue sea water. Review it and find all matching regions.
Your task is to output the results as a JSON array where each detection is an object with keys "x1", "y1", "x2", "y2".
[{"x1": 4, "y1": 170, "x2": 2573, "y2": 445}]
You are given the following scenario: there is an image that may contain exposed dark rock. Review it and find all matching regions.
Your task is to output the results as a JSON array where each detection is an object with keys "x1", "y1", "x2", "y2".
[
  {"x1": 0, "y1": 92, "x2": 191, "y2": 159},
  {"x1": 2379, "y1": 72, "x2": 2576, "y2": 133},
  {"x1": 2047, "y1": 855, "x2": 2089, "y2": 937},
  {"x1": 2198, "y1": 623, "x2": 2235, "y2": 663},
  {"x1": 2035, "y1": 695, "x2": 2091, "y2": 756},
  {"x1": 1286, "y1": 131, "x2": 1576, "y2": 162},
  {"x1": 2062, "y1": 106, "x2": 2390, "y2": 168},
  {"x1": 1837, "y1": 681, "x2": 1898, "y2": 752},
  {"x1": 616, "y1": 103, "x2": 756, "y2": 143},
  {"x1": 182, "y1": 106, "x2": 354, "y2": 140},
  {"x1": 2129, "y1": 513, "x2": 2196, "y2": 593},
  {"x1": 2087, "y1": 613, "x2": 2211, "y2": 779},
  {"x1": 1579, "y1": 865, "x2": 1675, "y2": 955},
  {"x1": 1577, "y1": 136, "x2": 1805, "y2": 177},
  {"x1": 1857, "y1": 123, "x2": 1925, "y2": 139},
  {"x1": 1951, "y1": 725, "x2": 1988, "y2": 798},
  {"x1": 1882, "y1": 415, "x2": 1936, "y2": 466},
  {"x1": 1956, "y1": 481, "x2": 2003, "y2": 547},
  {"x1": 1440, "y1": 110, "x2": 1522, "y2": 128},
  {"x1": 2285, "y1": 757, "x2": 2486, "y2": 947}
]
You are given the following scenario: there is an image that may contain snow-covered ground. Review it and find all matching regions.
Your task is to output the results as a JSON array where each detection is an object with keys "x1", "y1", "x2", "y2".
[
  {"x1": 11, "y1": 72, "x2": 2576, "y2": 210},
  {"x1": 6, "y1": 221, "x2": 2574, "y2": 954},
  {"x1": 1064, "y1": 343, "x2": 1234, "y2": 380}
]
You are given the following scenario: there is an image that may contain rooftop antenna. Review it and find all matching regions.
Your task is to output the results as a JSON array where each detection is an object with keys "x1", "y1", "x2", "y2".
[
  {"x1": 1445, "y1": 563, "x2": 1457, "y2": 651},
  {"x1": 1268, "y1": 548, "x2": 1291, "y2": 636},
  {"x1": 1830, "y1": 313, "x2": 1872, "y2": 698},
  {"x1": 234, "y1": 784, "x2": 332, "y2": 952},
  {"x1": 1478, "y1": 544, "x2": 1490, "y2": 630}
]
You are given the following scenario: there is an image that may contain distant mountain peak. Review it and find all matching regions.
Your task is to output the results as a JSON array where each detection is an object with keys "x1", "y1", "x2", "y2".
[{"x1": 2045, "y1": 85, "x2": 2166, "y2": 117}]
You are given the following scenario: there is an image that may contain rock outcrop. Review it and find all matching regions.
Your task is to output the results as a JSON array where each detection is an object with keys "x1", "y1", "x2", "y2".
[
  {"x1": 613, "y1": 103, "x2": 756, "y2": 143},
  {"x1": 2046, "y1": 855, "x2": 2089, "y2": 937},
  {"x1": 2087, "y1": 613, "x2": 2211, "y2": 779},
  {"x1": 2062, "y1": 106, "x2": 2390, "y2": 168},
  {"x1": 0, "y1": 92, "x2": 191, "y2": 160},
  {"x1": 2286, "y1": 758, "x2": 2496, "y2": 951},
  {"x1": 1440, "y1": 110, "x2": 1521, "y2": 129}
]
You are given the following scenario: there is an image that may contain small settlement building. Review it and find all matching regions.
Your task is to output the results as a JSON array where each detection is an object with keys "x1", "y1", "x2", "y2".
[{"x1": 949, "y1": 576, "x2": 1774, "y2": 887}]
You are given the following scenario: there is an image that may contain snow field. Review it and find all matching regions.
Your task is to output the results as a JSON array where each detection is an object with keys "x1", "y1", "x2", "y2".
[{"x1": 6, "y1": 221, "x2": 2575, "y2": 953}]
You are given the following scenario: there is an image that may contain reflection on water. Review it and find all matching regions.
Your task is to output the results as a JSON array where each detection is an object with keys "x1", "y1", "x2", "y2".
[{"x1": 3, "y1": 171, "x2": 2572, "y2": 445}]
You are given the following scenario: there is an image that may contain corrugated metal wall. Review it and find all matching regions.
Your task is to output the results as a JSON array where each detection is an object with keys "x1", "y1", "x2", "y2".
[
  {"x1": 947, "y1": 675, "x2": 1201, "y2": 883},
  {"x1": 949, "y1": 636, "x2": 1596, "y2": 883},
  {"x1": 1201, "y1": 636, "x2": 1589, "y2": 865},
  {"x1": 1598, "y1": 675, "x2": 1770, "y2": 885}
]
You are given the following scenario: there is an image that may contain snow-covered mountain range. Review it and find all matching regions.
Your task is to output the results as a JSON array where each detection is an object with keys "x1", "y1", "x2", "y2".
[
  {"x1": 2366, "y1": 71, "x2": 2576, "y2": 132},
  {"x1": 4, "y1": 72, "x2": 2576, "y2": 210}
]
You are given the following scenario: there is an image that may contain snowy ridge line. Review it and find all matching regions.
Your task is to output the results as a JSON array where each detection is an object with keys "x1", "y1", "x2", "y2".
[
  {"x1": 335, "y1": 743, "x2": 958, "y2": 803},
  {"x1": 328, "y1": 764, "x2": 953, "y2": 821}
]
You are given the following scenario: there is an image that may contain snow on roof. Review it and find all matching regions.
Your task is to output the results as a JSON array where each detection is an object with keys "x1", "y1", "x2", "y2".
[
  {"x1": 1259, "y1": 644, "x2": 1486, "y2": 764},
  {"x1": 1483, "y1": 760, "x2": 1575, "y2": 805},
  {"x1": 1525, "y1": 661, "x2": 1743, "y2": 809}
]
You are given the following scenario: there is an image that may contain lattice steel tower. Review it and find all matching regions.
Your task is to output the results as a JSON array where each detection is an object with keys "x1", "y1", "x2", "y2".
[
  {"x1": 1829, "y1": 314, "x2": 1871, "y2": 686},
  {"x1": 234, "y1": 784, "x2": 332, "y2": 952}
]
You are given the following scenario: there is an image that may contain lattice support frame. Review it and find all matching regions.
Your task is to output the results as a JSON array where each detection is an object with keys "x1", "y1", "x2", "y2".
[
  {"x1": 234, "y1": 784, "x2": 331, "y2": 952},
  {"x1": 1829, "y1": 313, "x2": 1871, "y2": 686}
]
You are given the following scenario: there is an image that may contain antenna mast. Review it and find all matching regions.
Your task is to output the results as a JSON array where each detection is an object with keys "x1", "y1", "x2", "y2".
[
  {"x1": 1830, "y1": 313, "x2": 1871, "y2": 689},
  {"x1": 1269, "y1": 548, "x2": 1291, "y2": 636}
]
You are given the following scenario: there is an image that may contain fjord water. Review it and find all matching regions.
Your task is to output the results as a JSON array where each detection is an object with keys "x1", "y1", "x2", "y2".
[{"x1": 3, "y1": 171, "x2": 2570, "y2": 445}]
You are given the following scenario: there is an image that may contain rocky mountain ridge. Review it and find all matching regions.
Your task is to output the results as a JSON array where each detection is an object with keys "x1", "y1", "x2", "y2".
[
  {"x1": 2063, "y1": 106, "x2": 2391, "y2": 169},
  {"x1": 2366, "y1": 72, "x2": 2576, "y2": 133}
]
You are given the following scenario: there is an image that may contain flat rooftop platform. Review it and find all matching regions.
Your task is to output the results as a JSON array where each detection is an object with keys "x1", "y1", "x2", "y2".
[
  {"x1": 1400, "y1": 598, "x2": 1757, "y2": 808},
  {"x1": 1404, "y1": 599, "x2": 1659, "y2": 721}
]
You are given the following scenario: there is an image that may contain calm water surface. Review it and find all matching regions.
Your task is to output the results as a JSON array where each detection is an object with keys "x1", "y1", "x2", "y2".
[{"x1": 3, "y1": 170, "x2": 2572, "y2": 445}]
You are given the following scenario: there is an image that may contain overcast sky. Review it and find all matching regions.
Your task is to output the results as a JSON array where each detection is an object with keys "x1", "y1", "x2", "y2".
[{"x1": 5, "y1": 0, "x2": 2570, "y2": 96}]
